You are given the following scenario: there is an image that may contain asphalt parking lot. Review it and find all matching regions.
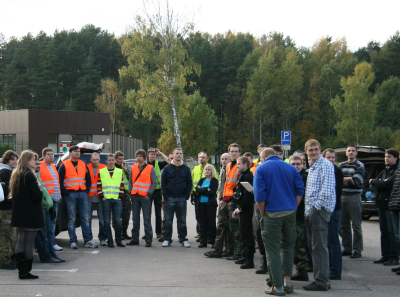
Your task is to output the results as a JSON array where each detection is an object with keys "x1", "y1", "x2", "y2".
[{"x1": 0, "y1": 205, "x2": 399, "y2": 297}]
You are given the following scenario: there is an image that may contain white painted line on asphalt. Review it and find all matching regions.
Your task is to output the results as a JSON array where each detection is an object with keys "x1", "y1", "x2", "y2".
[
  {"x1": 57, "y1": 250, "x2": 100, "y2": 254},
  {"x1": 32, "y1": 269, "x2": 78, "y2": 273}
]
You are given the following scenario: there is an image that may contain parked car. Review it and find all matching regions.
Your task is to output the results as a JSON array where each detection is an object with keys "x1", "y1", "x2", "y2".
[
  {"x1": 332, "y1": 146, "x2": 385, "y2": 220},
  {"x1": 124, "y1": 159, "x2": 137, "y2": 170},
  {"x1": 55, "y1": 142, "x2": 106, "y2": 235}
]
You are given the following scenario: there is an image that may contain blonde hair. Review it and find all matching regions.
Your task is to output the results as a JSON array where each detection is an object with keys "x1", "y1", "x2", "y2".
[
  {"x1": 9, "y1": 150, "x2": 36, "y2": 199},
  {"x1": 304, "y1": 139, "x2": 321, "y2": 152},
  {"x1": 205, "y1": 164, "x2": 216, "y2": 178}
]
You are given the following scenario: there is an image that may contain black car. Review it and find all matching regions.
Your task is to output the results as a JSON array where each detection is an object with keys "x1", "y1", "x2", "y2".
[{"x1": 333, "y1": 146, "x2": 385, "y2": 220}]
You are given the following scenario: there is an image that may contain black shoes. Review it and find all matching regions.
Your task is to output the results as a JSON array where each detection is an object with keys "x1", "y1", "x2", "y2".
[
  {"x1": 142, "y1": 235, "x2": 146, "y2": 240},
  {"x1": 396, "y1": 270, "x2": 400, "y2": 275},
  {"x1": 145, "y1": 242, "x2": 152, "y2": 247},
  {"x1": 384, "y1": 258, "x2": 399, "y2": 266},
  {"x1": 56, "y1": 257, "x2": 66, "y2": 263},
  {"x1": 198, "y1": 243, "x2": 207, "y2": 248},
  {"x1": 373, "y1": 257, "x2": 388, "y2": 264},
  {"x1": 122, "y1": 231, "x2": 132, "y2": 240},
  {"x1": 342, "y1": 250, "x2": 352, "y2": 256},
  {"x1": 350, "y1": 252, "x2": 362, "y2": 259},
  {"x1": 108, "y1": 242, "x2": 114, "y2": 248},
  {"x1": 126, "y1": 240, "x2": 139, "y2": 246},
  {"x1": 226, "y1": 255, "x2": 240, "y2": 261},
  {"x1": 392, "y1": 266, "x2": 400, "y2": 272},
  {"x1": 330, "y1": 275, "x2": 341, "y2": 280},
  {"x1": 222, "y1": 251, "x2": 233, "y2": 258},
  {"x1": 235, "y1": 258, "x2": 246, "y2": 264},
  {"x1": 204, "y1": 251, "x2": 222, "y2": 258},
  {"x1": 291, "y1": 269, "x2": 309, "y2": 281},
  {"x1": 117, "y1": 242, "x2": 126, "y2": 247},
  {"x1": 45, "y1": 258, "x2": 61, "y2": 263},
  {"x1": 240, "y1": 259, "x2": 254, "y2": 269},
  {"x1": 303, "y1": 281, "x2": 328, "y2": 291},
  {"x1": 256, "y1": 256, "x2": 268, "y2": 274}
]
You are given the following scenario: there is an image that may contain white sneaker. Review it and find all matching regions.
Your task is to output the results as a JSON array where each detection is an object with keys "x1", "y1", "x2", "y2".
[
  {"x1": 84, "y1": 240, "x2": 98, "y2": 248},
  {"x1": 71, "y1": 243, "x2": 78, "y2": 249},
  {"x1": 182, "y1": 240, "x2": 190, "y2": 248},
  {"x1": 100, "y1": 240, "x2": 107, "y2": 246},
  {"x1": 53, "y1": 244, "x2": 63, "y2": 251},
  {"x1": 162, "y1": 240, "x2": 170, "y2": 247}
]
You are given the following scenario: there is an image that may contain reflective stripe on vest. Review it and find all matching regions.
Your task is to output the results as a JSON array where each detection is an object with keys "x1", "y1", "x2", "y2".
[
  {"x1": 223, "y1": 162, "x2": 239, "y2": 197},
  {"x1": 191, "y1": 164, "x2": 206, "y2": 193},
  {"x1": 130, "y1": 164, "x2": 153, "y2": 196},
  {"x1": 99, "y1": 167, "x2": 123, "y2": 199},
  {"x1": 87, "y1": 163, "x2": 106, "y2": 197},
  {"x1": 63, "y1": 159, "x2": 87, "y2": 191},
  {"x1": 40, "y1": 162, "x2": 60, "y2": 195}
]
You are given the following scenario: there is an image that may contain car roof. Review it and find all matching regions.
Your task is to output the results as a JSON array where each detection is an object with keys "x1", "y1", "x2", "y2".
[{"x1": 332, "y1": 146, "x2": 385, "y2": 163}]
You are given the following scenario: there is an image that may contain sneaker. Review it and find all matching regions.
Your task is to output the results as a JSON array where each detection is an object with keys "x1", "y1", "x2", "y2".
[
  {"x1": 84, "y1": 241, "x2": 98, "y2": 248},
  {"x1": 195, "y1": 234, "x2": 200, "y2": 238},
  {"x1": 162, "y1": 240, "x2": 171, "y2": 247},
  {"x1": 100, "y1": 240, "x2": 107, "y2": 246},
  {"x1": 182, "y1": 241, "x2": 190, "y2": 248},
  {"x1": 303, "y1": 281, "x2": 328, "y2": 291},
  {"x1": 265, "y1": 286, "x2": 286, "y2": 296},
  {"x1": 53, "y1": 244, "x2": 63, "y2": 251},
  {"x1": 71, "y1": 243, "x2": 78, "y2": 249}
]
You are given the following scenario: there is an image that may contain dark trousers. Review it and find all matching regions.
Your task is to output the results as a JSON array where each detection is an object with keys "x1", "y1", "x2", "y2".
[
  {"x1": 151, "y1": 189, "x2": 162, "y2": 235},
  {"x1": 131, "y1": 194, "x2": 153, "y2": 243},
  {"x1": 239, "y1": 207, "x2": 255, "y2": 259},
  {"x1": 197, "y1": 203, "x2": 217, "y2": 245},
  {"x1": 390, "y1": 210, "x2": 400, "y2": 258},
  {"x1": 341, "y1": 194, "x2": 363, "y2": 253},
  {"x1": 328, "y1": 209, "x2": 342, "y2": 277},
  {"x1": 165, "y1": 197, "x2": 187, "y2": 243},
  {"x1": 35, "y1": 210, "x2": 58, "y2": 262},
  {"x1": 379, "y1": 209, "x2": 398, "y2": 260},
  {"x1": 103, "y1": 199, "x2": 122, "y2": 244}
]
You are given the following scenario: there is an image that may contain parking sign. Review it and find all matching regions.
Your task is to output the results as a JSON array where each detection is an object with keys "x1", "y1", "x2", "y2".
[{"x1": 281, "y1": 131, "x2": 291, "y2": 145}]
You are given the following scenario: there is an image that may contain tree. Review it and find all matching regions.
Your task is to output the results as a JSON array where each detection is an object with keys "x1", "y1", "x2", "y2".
[
  {"x1": 375, "y1": 76, "x2": 400, "y2": 130},
  {"x1": 330, "y1": 62, "x2": 378, "y2": 145},
  {"x1": 121, "y1": 0, "x2": 200, "y2": 158}
]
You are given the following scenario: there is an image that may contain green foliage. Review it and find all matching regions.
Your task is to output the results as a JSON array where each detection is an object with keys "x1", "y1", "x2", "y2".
[{"x1": 375, "y1": 76, "x2": 400, "y2": 130}]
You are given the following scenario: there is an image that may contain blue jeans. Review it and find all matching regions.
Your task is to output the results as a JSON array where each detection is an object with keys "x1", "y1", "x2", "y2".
[
  {"x1": 50, "y1": 200, "x2": 58, "y2": 246},
  {"x1": 131, "y1": 195, "x2": 153, "y2": 243},
  {"x1": 379, "y1": 209, "x2": 398, "y2": 260},
  {"x1": 64, "y1": 191, "x2": 92, "y2": 244},
  {"x1": 165, "y1": 197, "x2": 187, "y2": 243},
  {"x1": 328, "y1": 209, "x2": 342, "y2": 277},
  {"x1": 35, "y1": 210, "x2": 58, "y2": 262},
  {"x1": 102, "y1": 199, "x2": 122, "y2": 244},
  {"x1": 390, "y1": 210, "x2": 400, "y2": 258},
  {"x1": 88, "y1": 201, "x2": 106, "y2": 241}
]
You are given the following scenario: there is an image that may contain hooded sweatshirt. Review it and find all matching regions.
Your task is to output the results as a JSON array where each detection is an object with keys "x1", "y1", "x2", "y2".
[{"x1": 0, "y1": 164, "x2": 13, "y2": 210}]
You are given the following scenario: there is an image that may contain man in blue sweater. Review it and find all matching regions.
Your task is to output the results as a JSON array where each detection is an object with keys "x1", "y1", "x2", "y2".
[{"x1": 254, "y1": 148, "x2": 304, "y2": 296}]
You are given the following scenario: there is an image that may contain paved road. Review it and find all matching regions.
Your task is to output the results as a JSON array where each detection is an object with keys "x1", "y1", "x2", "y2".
[{"x1": 0, "y1": 205, "x2": 398, "y2": 296}]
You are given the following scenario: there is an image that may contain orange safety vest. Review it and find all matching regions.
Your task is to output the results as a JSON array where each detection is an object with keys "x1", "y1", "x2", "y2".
[
  {"x1": 223, "y1": 162, "x2": 239, "y2": 199},
  {"x1": 40, "y1": 162, "x2": 60, "y2": 195},
  {"x1": 130, "y1": 164, "x2": 153, "y2": 196},
  {"x1": 63, "y1": 159, "x2": 87, "y2": 191},
  {"x1": 87, "y1": 163, "x2": 106, "y2": 197}
]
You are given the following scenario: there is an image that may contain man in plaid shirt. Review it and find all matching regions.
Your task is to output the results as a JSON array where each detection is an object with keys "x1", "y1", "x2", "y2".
[{"x1": 303, "y1": 139, "x2": 336, "y2": 291}]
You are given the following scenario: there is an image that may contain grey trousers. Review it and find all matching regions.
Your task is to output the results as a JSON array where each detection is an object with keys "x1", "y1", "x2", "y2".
[
  {"x1": 131, "y1": 194, "x2": 153, "y2": 243},
  {"x1": 305, "y1": 208, "x2": 331, "y2": 288},
  {"x1": 341, "y1": 194, "x2": 363, "y2": 253}
]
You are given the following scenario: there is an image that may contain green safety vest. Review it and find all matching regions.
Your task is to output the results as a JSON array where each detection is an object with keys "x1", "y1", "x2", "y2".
[
  {"x1": 99, "y1": 167, "x2": 123, "y2": 199},
  {"x1": 192, "y1": 164, "x2": 206, "y2": 193},
  {"x1": 122, "y1": 169, "x2": 129, "y2": 191},
  {"x1": 154, "y1": 161, "x2": 161, "y2": 190}
]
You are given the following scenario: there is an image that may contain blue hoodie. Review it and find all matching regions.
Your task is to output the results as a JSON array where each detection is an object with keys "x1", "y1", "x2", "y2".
[{"x1": 254, "y1": 155, "x2": 304, "y2": 212}]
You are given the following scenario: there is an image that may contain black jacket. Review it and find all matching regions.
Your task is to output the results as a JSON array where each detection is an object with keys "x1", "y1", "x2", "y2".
[
  {"x1": 0, "y1": 165, "x2": 13, "y2": 210},
  {"x1": 296, "y1": 168, "x2": 308, "y2": 221},
  {"x1": 371, "y1": 164, "x2": 398, "y2": 209},
  {"x1": 11, "y1": 170, "x2": 44, "y2": 229},
  {"x1": 161, "y1": 162, "x2": 192, "y2": 200},
  {"x1": 234, "y1": 169, "x2": 254, "y2": 211},
  {"x1": 334, "y1": 165, "x2": 344, "y2": 211},
  {"x1": 195, "y1": 177, "x2": 218, "y2": 206}
]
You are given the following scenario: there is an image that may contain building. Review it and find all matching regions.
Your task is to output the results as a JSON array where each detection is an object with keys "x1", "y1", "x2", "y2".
[{"x1": 0, "y1": 109, "x2": 142, "y2": 158}]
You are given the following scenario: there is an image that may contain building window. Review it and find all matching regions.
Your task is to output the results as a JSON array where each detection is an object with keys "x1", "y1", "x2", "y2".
[
  {"x1": 48, "y1": 134, "x2": 58, "y2": 154},
  {"x1": 70, "y1": 135, "x2": 92, "y2": 145},
  {"x1": 0, "y1": 134, "x2": 16, "y2": 155}
]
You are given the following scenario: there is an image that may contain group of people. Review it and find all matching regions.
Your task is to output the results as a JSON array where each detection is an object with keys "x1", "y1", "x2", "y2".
[{"x1": 1, "y1": 139, "x2": 400, "y2": 295}]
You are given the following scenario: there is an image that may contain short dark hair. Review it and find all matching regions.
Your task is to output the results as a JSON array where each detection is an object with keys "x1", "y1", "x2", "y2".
[
  {"x1": 114, "y1": 151, "x2": 124, "y2": 159},
  {"x1": 106, "y1": 154, "x2": 115, "y2": 161},
  {"x1": 238, "y1": 156, "x2": 250, "y2": 168},
  {"x1": 243, "y1": 152, "x2": 253, "y2": 158},
  {"x1": 257, "y1": 144, "x2": 267, "y2": 150},
  {"x1": 228, "y1": 143, "x2": 241, "y2": 153},
  {"x1": 386, "y1": 148, "x2": 400, "y2": 165},
  {"x1": 322, "y1": 148, "x2": 336, "y2": 158},
  {"x1": 1, "y1": 150, "x2": 19, "y2": 164},
  {"x1": 42, "y1": 147, "x2": 53, "y2": 157},
  {"x1": 346, "y1": 145, "x2": 357, "y2": 151},
  {"x1": 135, "y1": 149, "x2": 147, "y2": 159},
  {"x1": 198, "y1": 151, "x2": 209, "y2": 157},
  {"x1": 69, "y1": 145, "x2": 79, "y2": 153},
  {"x1": 270, "y1": 144, "x2": 283, "y2": 154}
]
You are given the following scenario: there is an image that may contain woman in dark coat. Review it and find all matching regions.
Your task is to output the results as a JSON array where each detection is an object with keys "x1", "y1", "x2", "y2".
[
  {"x1": 195, "y1": 164, "x2": 218, "y2": 248},
  {"x1": 10, "y1": 150, "x2": 44, "y2": 279}
]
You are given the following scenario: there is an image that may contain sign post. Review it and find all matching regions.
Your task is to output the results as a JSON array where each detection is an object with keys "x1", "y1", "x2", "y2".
[{"x1": 281, "y1": 131, "x2": 291, "y2": 159}]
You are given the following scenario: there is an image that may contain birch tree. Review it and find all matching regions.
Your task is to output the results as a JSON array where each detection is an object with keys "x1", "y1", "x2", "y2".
[{"x1": 120, "y1": 0, "x2": 200, "y2": 157}]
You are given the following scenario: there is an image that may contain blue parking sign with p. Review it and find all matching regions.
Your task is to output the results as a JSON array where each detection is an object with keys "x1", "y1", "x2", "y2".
[{"x1": 281, "y1": 131, "x2": 291, "y2": 145}]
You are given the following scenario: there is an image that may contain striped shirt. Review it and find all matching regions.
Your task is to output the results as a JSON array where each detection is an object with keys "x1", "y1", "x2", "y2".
[
  {"x1": 339, "y1": 160, "x2": 365, "y2": 195},
  {"x1": 97, "y1": 168, "x2": 125, "y2": 199},
  {"x1": 46, "y1": 163, "x2": 61, "y2": 202},
  {"x1": 305, "y1": 155, "x2": 336, "y2": 216}
]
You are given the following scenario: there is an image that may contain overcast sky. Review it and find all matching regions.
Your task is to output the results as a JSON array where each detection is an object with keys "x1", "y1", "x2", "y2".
[{"x1": 1, "y1": 0, "x2": 398, "y2": 51}]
